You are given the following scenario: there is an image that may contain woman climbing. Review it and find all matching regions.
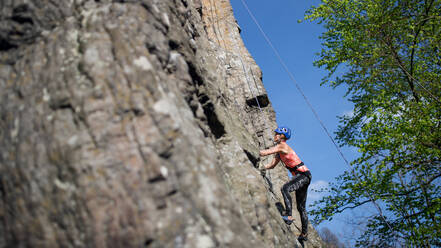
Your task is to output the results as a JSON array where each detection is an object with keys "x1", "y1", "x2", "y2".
[{"x1": 259, "y1": 126, "x2": 311, "y2": 241}]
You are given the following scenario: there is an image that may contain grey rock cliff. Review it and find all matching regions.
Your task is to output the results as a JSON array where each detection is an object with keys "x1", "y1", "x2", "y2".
[{"x1": 0, "y1": 0, "x2": 323, "y2": 247}]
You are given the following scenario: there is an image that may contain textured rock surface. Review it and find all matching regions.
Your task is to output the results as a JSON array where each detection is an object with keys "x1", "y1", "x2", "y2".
[{"x1": 0, "y1": 0, "x2": 323, "y2": 247}]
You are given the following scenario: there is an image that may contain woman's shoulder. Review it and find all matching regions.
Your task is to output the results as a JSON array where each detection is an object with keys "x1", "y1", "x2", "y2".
[
  {"x1": 284, "y1": 143, "x2": 296, "y2": 153},
  {"x1": 279, "y1": 142, "x2": 291, "y2": 154}
]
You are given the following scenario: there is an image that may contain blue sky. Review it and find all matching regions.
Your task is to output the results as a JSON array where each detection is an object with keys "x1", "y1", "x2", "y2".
[{"x1": 229, "y1": 0, "x2": 361, "y2": 241}]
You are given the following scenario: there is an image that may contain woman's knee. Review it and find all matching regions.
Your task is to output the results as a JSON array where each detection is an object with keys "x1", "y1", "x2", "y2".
[
  {"x1": 280, "y1": 184, "x2": 288, "y2": 194},
  {"x1": 281, "y1": 183, "x2": 291, "y2": 195}
]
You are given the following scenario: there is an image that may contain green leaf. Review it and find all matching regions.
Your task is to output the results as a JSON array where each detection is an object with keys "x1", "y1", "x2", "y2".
[{"x1": 305, "y1": 0, "x2": 441, "y2": 245}]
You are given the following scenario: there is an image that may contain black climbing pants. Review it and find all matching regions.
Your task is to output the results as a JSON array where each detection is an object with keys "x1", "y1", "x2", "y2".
[{"x1": 281, "y1": 170, "x2": 311, "y2": 235}]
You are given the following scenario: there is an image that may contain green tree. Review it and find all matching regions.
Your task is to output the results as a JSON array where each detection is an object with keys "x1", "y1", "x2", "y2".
[{"x1": 305, "y1": 0, "x2": 441, "y2": 246}]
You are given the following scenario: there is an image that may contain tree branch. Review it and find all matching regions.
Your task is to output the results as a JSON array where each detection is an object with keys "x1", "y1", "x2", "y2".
[
  {"x1": 409, "y1": 0, "x2": 436, "y2": 101},
  {"x1": 335, "y1": 199, "x2": 372, "y2": 213},
  {"x1": 382, "y1": 37, "x2": 420, "y2": 102}
]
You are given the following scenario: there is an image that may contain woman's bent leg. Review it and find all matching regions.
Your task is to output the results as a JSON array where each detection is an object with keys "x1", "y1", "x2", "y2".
[
  {"x1": 281, "y1": 173, "x2": 309, "y2": 216},
  {"x1": 296, "y1": 185, "x2": 309, "y2": 234}
]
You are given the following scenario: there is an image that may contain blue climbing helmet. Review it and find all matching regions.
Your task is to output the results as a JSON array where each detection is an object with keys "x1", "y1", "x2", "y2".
[{"x1": 274, "y1": 126, "x2": 291, "y2": 140}]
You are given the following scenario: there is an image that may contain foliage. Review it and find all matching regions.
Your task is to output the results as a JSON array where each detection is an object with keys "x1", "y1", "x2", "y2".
[{"x1": 305, "y1": 0, "x2": 441, "y2": 246}]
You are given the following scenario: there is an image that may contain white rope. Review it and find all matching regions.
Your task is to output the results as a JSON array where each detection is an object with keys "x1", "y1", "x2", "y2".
[
  {"x1": 206, "y1": 0, "x2": 274, "y2": 183},
  {"x1": 237, "y1": 51, "x2": 274, "y2": 181}
]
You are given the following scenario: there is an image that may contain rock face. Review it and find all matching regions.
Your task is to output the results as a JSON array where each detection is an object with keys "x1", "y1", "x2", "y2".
[{"x1": 0, "y1": 0, "x2": 323, "y2": 247}]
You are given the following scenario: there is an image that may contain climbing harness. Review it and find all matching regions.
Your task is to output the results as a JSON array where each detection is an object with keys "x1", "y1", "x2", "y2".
[
  {"x1": 239, "y1": 0, "x2": 394, "y2": 230},
  {"x1": 290, "y1": 161, "x2": 304, "y2": 171}
]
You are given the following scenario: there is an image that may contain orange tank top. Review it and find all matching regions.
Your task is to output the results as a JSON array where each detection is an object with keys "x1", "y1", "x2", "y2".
[{"x1": 279, "y1": 150, "x2": 309, "y2": 173}]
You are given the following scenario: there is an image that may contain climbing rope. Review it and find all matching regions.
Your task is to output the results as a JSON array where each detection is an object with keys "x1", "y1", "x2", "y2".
[
  {"x1": 207, "y1": 0, "x2": 276, "y2": 179},
  {"x1": 237, "y1": 56, "x2": 268, "y2": 146},
  {"x1": 239, "y1": 0, "x2": 394, "y2": 230},
  {"x1": 205, "y1": 0, "x2": 276, "y2": 189},
  {"x1": 236, "y1": 48, "x2": 276, "y2": 181}
]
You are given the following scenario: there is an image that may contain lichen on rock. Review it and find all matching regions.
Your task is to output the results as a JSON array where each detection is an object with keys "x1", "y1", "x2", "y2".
[{"x1": 0, "y1": 0, "x2": 323, "y2": 247}]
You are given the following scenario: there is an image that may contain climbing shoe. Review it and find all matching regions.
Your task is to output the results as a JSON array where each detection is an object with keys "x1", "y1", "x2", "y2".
[
  {"x1": 298, "y1": 234, "x2": 308, "y2": 242},
  {"x1": 282, "y1": 216, "x2": 293, "y2": 225}
]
